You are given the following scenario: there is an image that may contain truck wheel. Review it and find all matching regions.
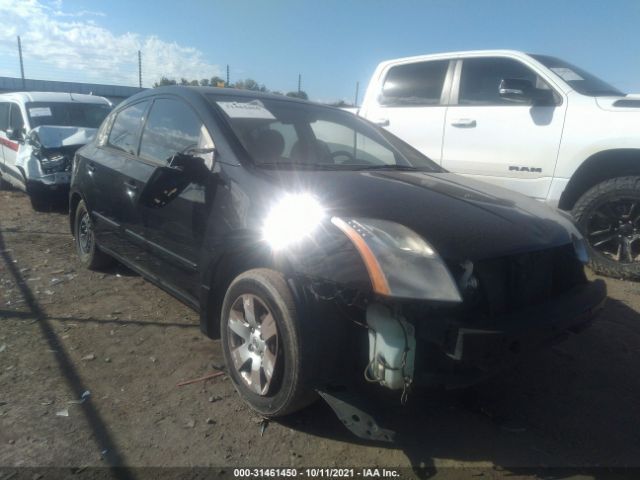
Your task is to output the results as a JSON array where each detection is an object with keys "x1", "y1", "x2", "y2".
[
  {"x1": 220, "y1": 268, "x2": 316, "y2": 417},
  {"x1": 572, "y1": 176, "x2": 640, "y2": 279},
  {"x1": 74, "y1": 200, "x2": 113, "y2": 270}
]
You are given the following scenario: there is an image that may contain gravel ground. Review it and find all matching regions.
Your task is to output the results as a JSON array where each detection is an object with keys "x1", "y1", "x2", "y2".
[{"x1": 1, "y1": 189, "x2": 640, "y2": 479}]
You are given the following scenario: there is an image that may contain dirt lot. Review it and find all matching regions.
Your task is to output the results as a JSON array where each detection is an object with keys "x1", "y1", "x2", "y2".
[{"x1": 1, "y1": 188, "x2": 640, "y2": 478}]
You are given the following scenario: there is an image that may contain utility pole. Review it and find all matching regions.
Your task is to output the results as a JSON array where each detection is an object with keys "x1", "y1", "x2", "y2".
[
  {"x1": 298, "y1": 74, "x2": 302, "y2": 94},
  {"x1": 138, "y1": 50, "x2": 142, "y2": 88},
  {"x1": 354, "y1": 81, "x2": 360, "y2": 107},
  {"x1": 17, "y1": 36, "x2": 25, "y2": 90},
  {"x1": 226, "y1": 65, "x2": 230, "y2": 87}
]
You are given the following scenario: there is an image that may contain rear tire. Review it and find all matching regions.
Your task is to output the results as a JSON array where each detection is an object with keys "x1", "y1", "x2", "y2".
[
  {"x1": 220, "y1": 268, "x2": 317, "y2": 417},
  {"x1": 74, "y1": 200, "x2": 113, "y2": 270},
  {"x1": 572, "y1": 176, "x2": 640, "y2": 280}
]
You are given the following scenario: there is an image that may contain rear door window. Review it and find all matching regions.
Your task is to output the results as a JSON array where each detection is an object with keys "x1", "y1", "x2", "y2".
[
  {"x1": 107, "y1": 101, "x2": 149, "y2": 155},
  {"x1": 139, "y1": 98, "x2": 212, "y2": 165},
  {"x1": 380, "y1": 60, "x2": 449, "y2": 106}
]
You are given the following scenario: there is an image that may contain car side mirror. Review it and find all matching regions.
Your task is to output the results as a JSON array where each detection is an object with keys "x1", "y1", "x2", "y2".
[
  {"x1": 499, "y1": 78, "x2": 533, "y2": 103},
  {"x1": 6, "y1": 127, "x2": 23, "y2": 141},
  {"x1": 139, "y1": 151, "x2": 212, "y2": 208}
]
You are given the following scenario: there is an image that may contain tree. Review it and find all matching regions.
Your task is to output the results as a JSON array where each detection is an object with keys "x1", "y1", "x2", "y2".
[
  {"x1": 199, "y1": 78, "x2": 210, "y2": 86},
  {"x1": 286, "y1": 90, "x2": 308, "y2": 100},
  {"x1": 153, "y1": 76, "x2": 177, "y2": 87},
  {"x1": 328, "y1": 100, "x2": 353, "y2": 107},
  {"x1": 211, "y1": 76, "x2": 226, "y2": 87}
]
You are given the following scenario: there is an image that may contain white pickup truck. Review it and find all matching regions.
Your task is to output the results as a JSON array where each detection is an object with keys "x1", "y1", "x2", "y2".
[{"x1": 356, "y1": 49, "x2": 640, "y2": 279}]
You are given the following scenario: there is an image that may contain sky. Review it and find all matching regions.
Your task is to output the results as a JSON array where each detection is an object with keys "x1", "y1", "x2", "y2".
[{"x1": 0, "y1": 0, "x2": 639, "y2": 102}]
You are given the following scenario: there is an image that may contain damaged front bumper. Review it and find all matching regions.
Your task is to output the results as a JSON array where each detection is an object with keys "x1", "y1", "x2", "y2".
[{"x1": 411, "y1": 278, "x2": 607, "y2": 389}]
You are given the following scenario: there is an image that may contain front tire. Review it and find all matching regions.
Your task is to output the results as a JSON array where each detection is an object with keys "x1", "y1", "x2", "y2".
[
  {"x1": 220, "y1": 268, "x2": 316, "y2": 417},
  {"x1": 573, "y1": 176, "x2": 640, "y2": 279},
  {"x1": 74, "y1": 200, "x2": 113, "y2": 270}
]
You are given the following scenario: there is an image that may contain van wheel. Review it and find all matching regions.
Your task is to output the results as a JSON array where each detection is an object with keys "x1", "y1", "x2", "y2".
[
  {"x1": 74, "y1": 200, "x2": 113, "y2": 270},
  {"x1": 220, "y1": 268, "x2": 316, "y2": 417},
  {"x1": 572, "y1": 176, "x2": 640, "y2": 279}
]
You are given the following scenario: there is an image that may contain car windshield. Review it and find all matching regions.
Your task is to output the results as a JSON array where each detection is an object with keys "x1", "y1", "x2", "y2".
[
  {"x1": 26, "y1": 102, "x2": 112, "y2": 129},
  {"x1": 208, "y1": 94, "x2": 442, "y2": 172},
  {"x1": 531, "y1": 54, "x2": 624, "y2": 97}
]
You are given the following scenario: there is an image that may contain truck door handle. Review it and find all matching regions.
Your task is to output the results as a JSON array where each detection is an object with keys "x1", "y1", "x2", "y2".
[
  {"x1": 451, "y1": 118, "x2": 476, "y2": 128},
  {"x1": 373, "y1": 118, "x2": 390, "y2": 127},
  {"x1": 87, "y1": 163, "x2": 96, "y2": 174}
]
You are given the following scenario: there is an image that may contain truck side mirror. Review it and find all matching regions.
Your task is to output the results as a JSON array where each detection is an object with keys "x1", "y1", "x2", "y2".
[{"x1": 499, "y1": 78, "x2": 533, "y2": 103}]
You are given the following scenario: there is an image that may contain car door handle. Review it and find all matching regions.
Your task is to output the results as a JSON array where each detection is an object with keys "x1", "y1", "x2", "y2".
[
  {"x1": 373, "y1": 118, "x2": 390, "y2": 127},
  {"x1": 450, "y1": 118, "x2": 477, "y2": 128},
  {"x1": 124, "y1": 181, "x2": 138, "y2": 192},
  {"x1": 86, "y1": 163, "x2": 96, "y2": 175}
]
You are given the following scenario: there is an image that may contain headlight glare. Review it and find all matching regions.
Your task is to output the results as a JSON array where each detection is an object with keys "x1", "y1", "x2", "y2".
[{"x1": 262, "y1": 193, "x2": 325, "y2": 250}]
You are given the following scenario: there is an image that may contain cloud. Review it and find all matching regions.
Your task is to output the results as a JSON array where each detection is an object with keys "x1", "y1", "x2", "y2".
[{"x1": 0, "y1": 0, "x2": 221, "y2": 86}]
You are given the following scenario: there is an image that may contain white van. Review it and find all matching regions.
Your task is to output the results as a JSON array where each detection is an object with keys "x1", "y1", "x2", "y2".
[{"x1": 0, "y1": 92, "x2": 111, "y2": 210}]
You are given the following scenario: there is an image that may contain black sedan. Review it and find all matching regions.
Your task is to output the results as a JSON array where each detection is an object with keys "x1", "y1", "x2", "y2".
[{"x1": 69, "y1": 86, "x2": 606, "y2": 440}]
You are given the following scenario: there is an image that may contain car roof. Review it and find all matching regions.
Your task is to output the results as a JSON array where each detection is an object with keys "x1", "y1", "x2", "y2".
[
  {"x1": 0, "y1": 91, "x2": 111, "y2": 105},
  {"x1": 127, "y1": 85, "x2": 315, "y2": 107}
]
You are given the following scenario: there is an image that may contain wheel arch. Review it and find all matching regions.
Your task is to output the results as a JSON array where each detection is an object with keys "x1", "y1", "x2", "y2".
[
  {"x1": 559, "y1": 149, "x2": 640, "y2": 211},
  {"x1": 199, "y1": 241, "x2": 302, "y2": 340}
]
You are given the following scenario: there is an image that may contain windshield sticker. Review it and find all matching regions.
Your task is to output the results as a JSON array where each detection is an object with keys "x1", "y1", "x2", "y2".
[
  {"x1": 551, "y1": 67, "x2": 584, "y2": 82},
  {"x1": 29, "y1": 107, "x2": 52, "y2": 117},
  {"x1": 217, "y1": 101, "x2": 275, "y2": 120}
]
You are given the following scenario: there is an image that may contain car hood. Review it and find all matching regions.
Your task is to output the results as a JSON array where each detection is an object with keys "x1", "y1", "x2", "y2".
[
  {"x1": 259, "y1": 169, "x2": 578, "y2": 262},
  {"x1": 29, "y1": 125, "x2": 97, "y2": 149}
]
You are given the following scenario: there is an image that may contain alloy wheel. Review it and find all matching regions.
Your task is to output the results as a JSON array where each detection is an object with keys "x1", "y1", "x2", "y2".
[
  {"x1": 226, "y1": 294, "x2": 279, "y2": 396},
  {"x1": 586, "y1": 197, "x2": 640, "y2": 263},
  {"x1": 78, "y1": 212, "x2": 94, "y2": 255}
]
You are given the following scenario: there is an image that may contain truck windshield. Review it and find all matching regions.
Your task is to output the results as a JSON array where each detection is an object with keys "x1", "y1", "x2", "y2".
[
  {"x1": 531, "y1": 54, "x2": 624, "y2": 97},
  {"x1": 26, "y1": 102, "x2": 112, "y2": 129},
  {"x1": 208, "y1": 95, "x2": 442, "y2": 172}
]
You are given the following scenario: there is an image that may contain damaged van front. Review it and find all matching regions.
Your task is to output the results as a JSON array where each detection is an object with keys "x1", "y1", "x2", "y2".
[{"x1": 0, "y1": 92, "x2": 111, "y2": 210}]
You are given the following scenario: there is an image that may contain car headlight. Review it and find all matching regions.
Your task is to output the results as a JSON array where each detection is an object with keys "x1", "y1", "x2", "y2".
[
  {"x1": 331, "y1": 217, "x2": 462, "y2": 302},
  {"x1": 262, "y1": 193, "x2": 326, "y2": 250}
]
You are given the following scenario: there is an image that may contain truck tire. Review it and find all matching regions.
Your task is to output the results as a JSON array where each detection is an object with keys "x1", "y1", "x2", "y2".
[
  {"x1": 74, "y1": 200, "x2": 114, "y2": 270},
  {"x1": 220, "y1": 268, "x2": 317, "y2": 417},
  {"x1": 572, "y1": 176, "x2": 640, "y2": 280}
]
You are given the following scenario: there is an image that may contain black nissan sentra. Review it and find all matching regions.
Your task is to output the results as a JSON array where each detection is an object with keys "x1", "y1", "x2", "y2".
[{"x1": 69, "y1": 86, "x2": 606, "y2": 440}]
